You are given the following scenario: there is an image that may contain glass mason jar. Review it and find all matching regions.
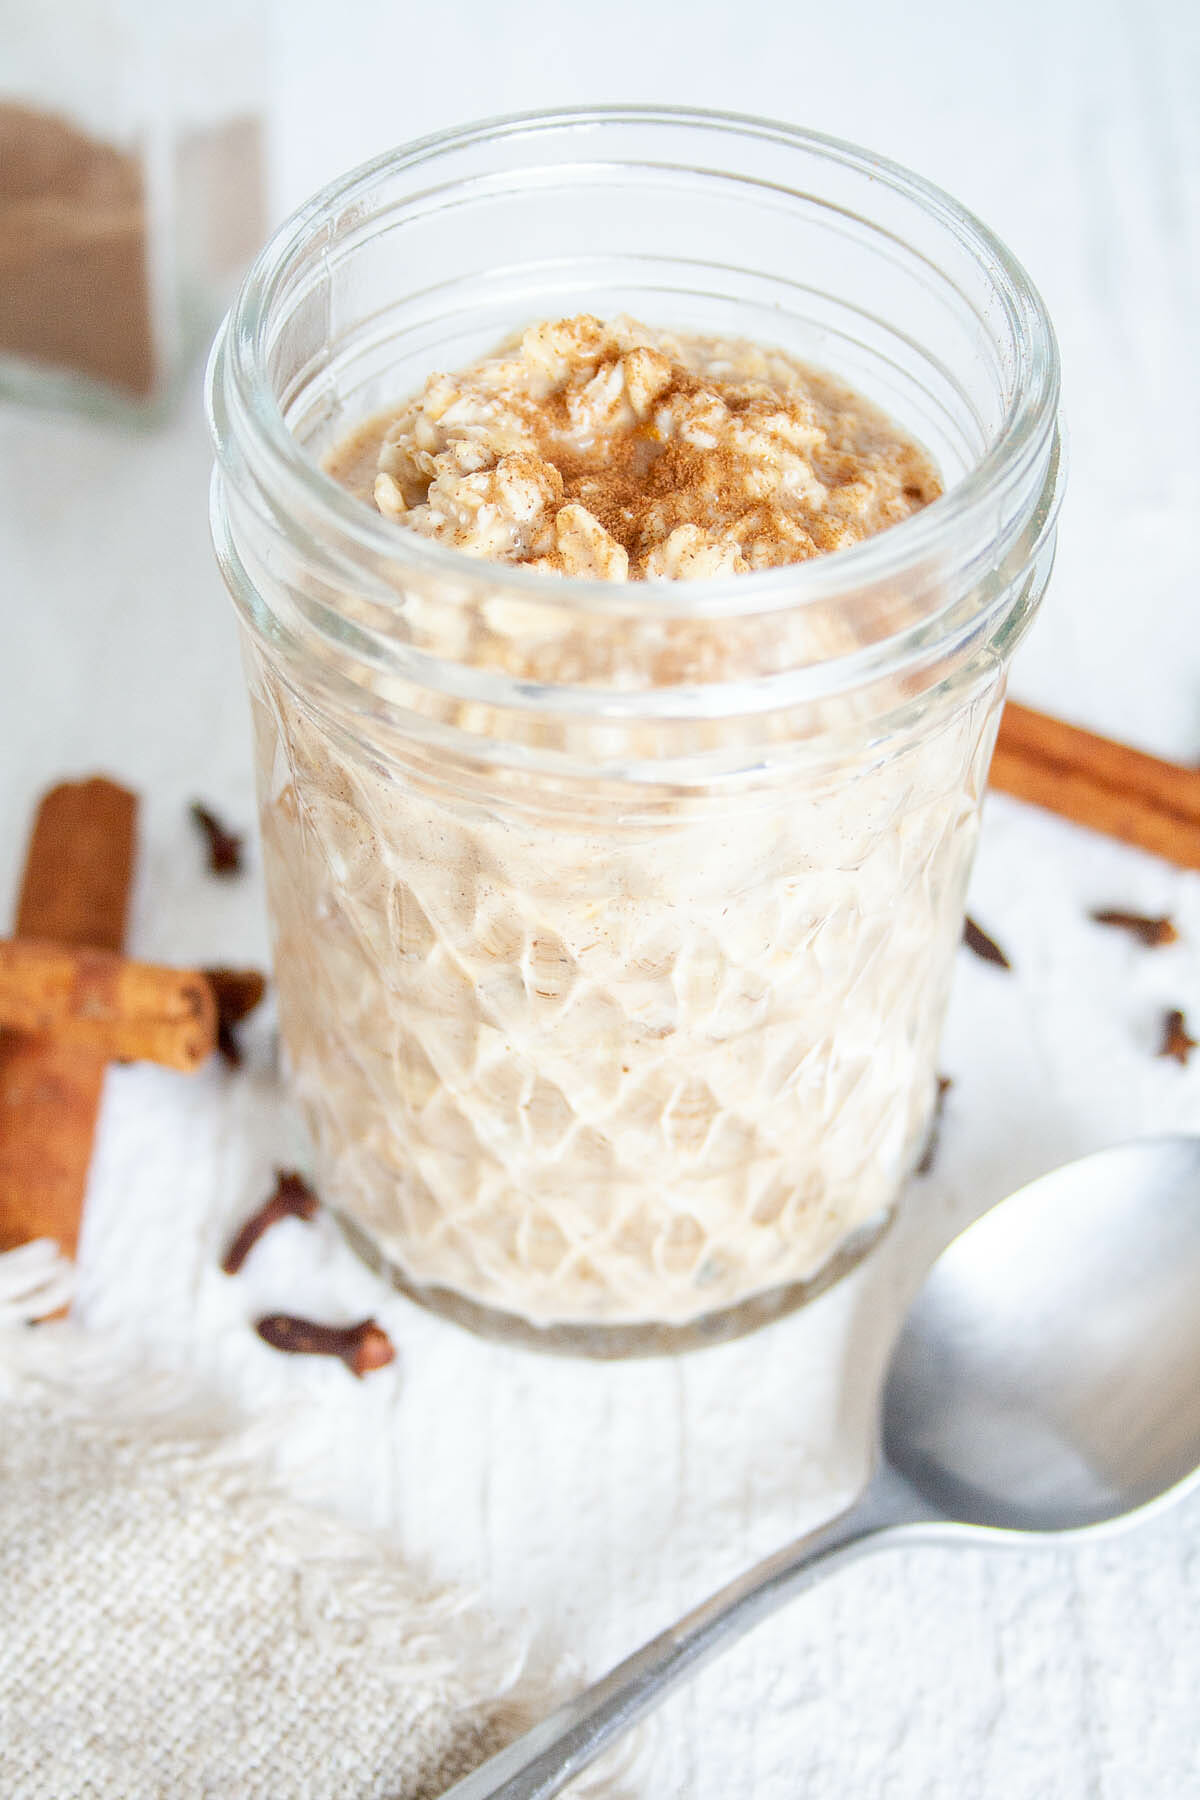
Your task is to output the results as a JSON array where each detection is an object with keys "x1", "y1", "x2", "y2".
[{"x1": 208, "y1": 108, "x2": 1063, "y2": 1355}]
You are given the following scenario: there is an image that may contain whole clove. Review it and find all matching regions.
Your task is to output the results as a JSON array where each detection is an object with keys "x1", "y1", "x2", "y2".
[
  {"x1": 962, "y1": 917, "x2": 1011, "y2": 970},
  {"x1": 1157, "y1": 1009, "x2": 1197, "y2": 1067},
  {"x1": 255, "y1": 1313, "x2": 395, "y2": 1378},
  {"x1": 189, "y1": 801, "x2": 244, "y2": 876},
  {"x1": 222, "y1": 1170, "x2": 319, "y2": 1275},
  {"x1": 204, "y1": 966, "x2": 267, "y2": 1067},
  {"x1": 1089, "y1": 909, "x2": 1178, "y2": 949}
]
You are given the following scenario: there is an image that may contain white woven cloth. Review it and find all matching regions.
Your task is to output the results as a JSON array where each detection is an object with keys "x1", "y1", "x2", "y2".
[{"x1": 0, "y1": 1246, "x2": 627, "y2": 1800}]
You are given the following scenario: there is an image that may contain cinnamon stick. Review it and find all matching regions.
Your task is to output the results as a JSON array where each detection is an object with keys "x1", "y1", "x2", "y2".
[
  {"x1": 992, "y1": 703, "x2": 1200, "y2": 871},
  {"x1": 0, "y1": 778, "x2": 137, "y2": 1261},
  {"x1": 0, "y1": 939, "x2": 216, "y2": 1071}
]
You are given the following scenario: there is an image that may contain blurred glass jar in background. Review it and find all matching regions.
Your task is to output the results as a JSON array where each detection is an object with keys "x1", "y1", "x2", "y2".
[{"x1": 0, "y1": 0, "x2": 268, "y2": 419}]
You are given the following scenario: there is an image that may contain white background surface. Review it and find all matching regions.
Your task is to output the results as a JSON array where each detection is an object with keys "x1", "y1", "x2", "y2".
[{"x1": 3, "y1": 1, "x2": 1199, "y2": 1794}]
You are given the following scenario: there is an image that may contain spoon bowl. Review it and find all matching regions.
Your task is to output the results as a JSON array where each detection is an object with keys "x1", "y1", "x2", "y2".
[
  {"x1": 440, "y1": 1136, "x2": 1200, "y2": 1800},
  {"x1": 883, "y1": 1137, "x2": 1200, "y2": 1533}
]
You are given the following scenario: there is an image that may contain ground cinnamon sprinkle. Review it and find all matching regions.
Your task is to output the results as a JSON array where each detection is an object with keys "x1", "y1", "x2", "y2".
[
  {"x1": 542, "y1": 363, "x2": 937, "y2": 572},
  {"x1": 536, "y1": 365, "x2": 739, "y2": 565},
  {"x1": 554, "y1": 431, "x2": 744, "y2": 571},
  {"x1": 334, "y1": 314, "x2": 941, "y2": 582}
]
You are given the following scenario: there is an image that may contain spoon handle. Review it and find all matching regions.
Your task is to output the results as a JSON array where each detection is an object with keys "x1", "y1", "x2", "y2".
[{"x1": 437, "y1": 1464, "x2": 924, "y2": 1800}]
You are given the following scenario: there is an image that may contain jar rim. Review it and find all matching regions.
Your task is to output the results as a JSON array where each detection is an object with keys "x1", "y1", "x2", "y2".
[{"x1": 209, "y1": 102, "x2": 1061, "y2": 627}]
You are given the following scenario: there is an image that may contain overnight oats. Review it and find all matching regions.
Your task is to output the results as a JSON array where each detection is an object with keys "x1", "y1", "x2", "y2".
[
  {"x1": 329, "y1": 314, "x2": 942, "y2": 577},
  {"x1": 208, "y1": 110, "x2": 1063, "y2": 1351}
]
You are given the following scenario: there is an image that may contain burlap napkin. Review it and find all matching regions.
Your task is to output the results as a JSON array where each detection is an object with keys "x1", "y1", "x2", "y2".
[{"x1": 0, "y1": 1244, "x2": 629, "y2": 1800}]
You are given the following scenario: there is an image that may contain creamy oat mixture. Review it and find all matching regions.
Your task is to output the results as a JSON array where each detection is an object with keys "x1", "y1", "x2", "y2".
[
  {"x1": 253, "y1": 692, "x2": 990, "y2": 1330},
  {"x1": 326, "y1": 313, "x2": 940, "y2": 581},
  {"x1": 248, "y1": 317, "x2": 979, "y2": 1333}
]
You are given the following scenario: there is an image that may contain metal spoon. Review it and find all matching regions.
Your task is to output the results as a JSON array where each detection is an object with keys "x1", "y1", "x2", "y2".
[{"x1": 439, "y1": 1136, "x2": 1200, "y2": 1800}]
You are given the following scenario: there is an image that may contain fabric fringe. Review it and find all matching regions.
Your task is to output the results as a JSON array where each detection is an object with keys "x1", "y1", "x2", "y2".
[
  {"x1": 0, "y1": 1236, "x2": 75, "y2": 1324},
  {"x1": 0, "y1": 1250, "x2": 646, "y2": 1798}
]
